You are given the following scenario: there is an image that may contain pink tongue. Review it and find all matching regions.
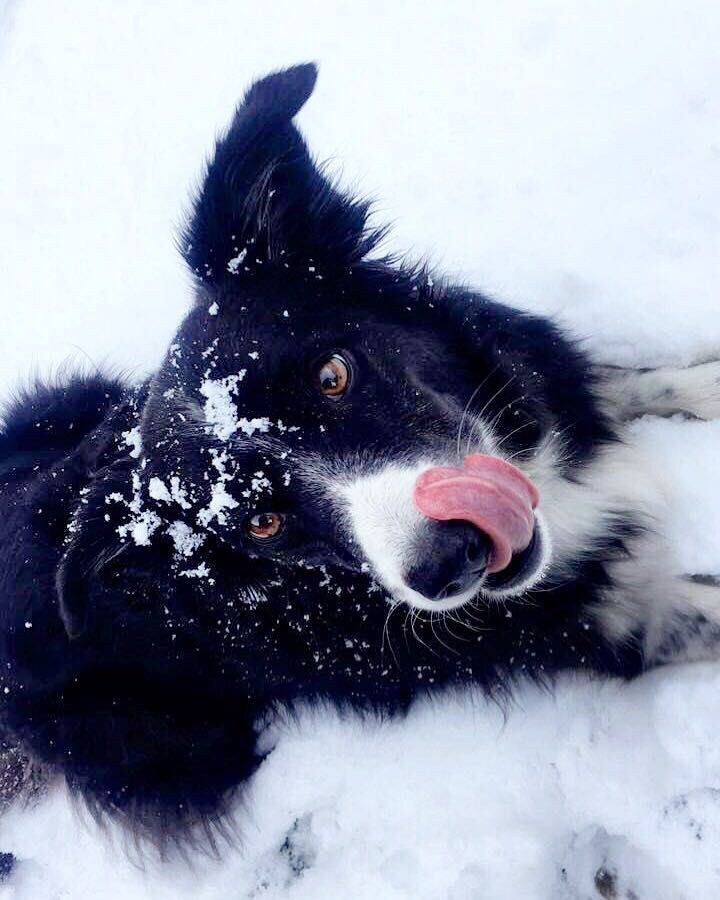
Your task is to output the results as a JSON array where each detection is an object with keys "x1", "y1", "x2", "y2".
[{"x1": 413, "y1": 454, "x2": 540, "y2": 574}]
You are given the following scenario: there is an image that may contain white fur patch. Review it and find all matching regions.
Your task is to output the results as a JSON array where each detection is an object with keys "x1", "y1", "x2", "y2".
[
  {"x1": 330, "y1": 447, "x2": 561, "y2": 611},
  {"x1": 333, "y1": 462, "x2": 483, "y2": 611},
  {"x1": 327, "y1": 429, "x2": 678, "y2": 620},
  {"x1": 307, "y1": 356, "x2": 720, "y2": 654},
  {"x1": 598, "y1": 360, "x2": 720, "y2": 422},
  {"x1": 522, "y1": 437, "x2": 666, "y2": 572}
]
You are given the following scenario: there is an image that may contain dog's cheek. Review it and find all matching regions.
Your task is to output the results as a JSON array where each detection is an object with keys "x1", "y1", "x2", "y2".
[{"x1": 331, "y1": 463, "x2": 431, "y2": 597}]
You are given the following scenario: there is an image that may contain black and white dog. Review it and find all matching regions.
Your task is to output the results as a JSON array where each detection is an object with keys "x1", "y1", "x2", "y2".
[{"x1": 1, "y1": 63, "x2": 719, "y2": 849}]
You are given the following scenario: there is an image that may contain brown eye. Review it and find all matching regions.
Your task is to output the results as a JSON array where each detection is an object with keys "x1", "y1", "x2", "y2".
[
  {"x1": 315, "y1": 353, "x2": 351, "y2": 398},
  {"x1": 246, "y1": 512, "x2": 284, "y2": 540}
]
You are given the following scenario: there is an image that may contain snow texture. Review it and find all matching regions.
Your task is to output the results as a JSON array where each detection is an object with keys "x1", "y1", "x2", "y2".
[{"x1": 1, "y1": 1, "x2": 720, "y2": 897}]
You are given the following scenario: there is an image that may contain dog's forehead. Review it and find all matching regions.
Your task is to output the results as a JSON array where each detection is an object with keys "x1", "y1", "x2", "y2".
[
  {"x1": 189, "y1": 280, "x2": 441, "y2": 368},
  {"x1": 152, "y1": 276, "x2": 463, "y2": 488},
  {"x1": 190, "y1": 294, "x2": 342, "y2": 363}
]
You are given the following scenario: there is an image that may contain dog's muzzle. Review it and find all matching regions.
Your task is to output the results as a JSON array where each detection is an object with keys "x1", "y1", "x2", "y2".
[
  {"x1": 404, "y1": 519, "x2": 492, "y2": 600},
  {"x1": 335, "y1": 454, "x2": 547, "y2": 613},
  {"x1": 407, "y1": 453, "x2": 543, "y2": 607}
]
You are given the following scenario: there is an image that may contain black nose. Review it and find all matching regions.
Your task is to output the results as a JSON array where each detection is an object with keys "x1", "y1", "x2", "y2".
[{"x1": 404, "y1": 520, "x2": 491, "y2": 601}]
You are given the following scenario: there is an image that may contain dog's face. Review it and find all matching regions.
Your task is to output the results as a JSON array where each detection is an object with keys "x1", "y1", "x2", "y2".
[{"x1": 134, "y1": 65, "x2": 611, "y2": 626}]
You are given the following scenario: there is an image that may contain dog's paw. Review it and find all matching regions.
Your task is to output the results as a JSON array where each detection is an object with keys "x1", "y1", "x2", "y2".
[{"x1": 677, "y1": 359, "x2": 720, "y2": 420}]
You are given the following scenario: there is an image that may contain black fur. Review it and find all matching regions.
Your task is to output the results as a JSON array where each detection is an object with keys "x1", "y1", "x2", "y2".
[{"x1": 0, "y1": 64, "x2": 644, "y2": 852}]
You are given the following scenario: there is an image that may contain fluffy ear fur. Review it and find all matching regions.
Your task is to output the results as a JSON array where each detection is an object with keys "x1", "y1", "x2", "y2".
[
  {"x1": 55, "y1": 548, "x2": 89, "y2": 639},
  {"x1": 181, "y1": 63, "x2": 384, "y2": 284},
  {"x1": 54, "y1": 514, "x2": 116, "y2": 640},
  {"x1": 54, "y1": 472, "x2": 132, "y2": 640}
]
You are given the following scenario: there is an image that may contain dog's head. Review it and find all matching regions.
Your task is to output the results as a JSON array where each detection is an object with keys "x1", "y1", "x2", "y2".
[
  {"x1": 125, "y1": 63, "x2": 614, "y2": 620},
  {"x1": 59, "y1": 65, "x2": 615, "y2": 645}
]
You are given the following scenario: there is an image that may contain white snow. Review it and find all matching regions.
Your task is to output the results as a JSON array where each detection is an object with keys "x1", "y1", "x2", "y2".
[
  {"x1": 121, "y1": 427, "x2": 143, "y2": 460},
  {"x1": 237, "y1": 416, "x2": 271, "y2": 437},
  {"x1": 123, "y1": 513, "x2": 160, "y2": 548},
  {"x1": 200, "y1": 373, "x2": 247, "y2": 440},
  {"x1": 116, "y1": 471, "x2": 162, "y2": 547},
  {"x1": 148, "y1": 476, "x2": 173, "y2": 504},
  {"x1": 179, "y1": 561, "x2": 212, "y2": 581},
  {"x1": 149, "y1": 475, "x2": 192, "y2": 511},
  {"x1": 5, "y1": 671, "x2": 720, "y2": 898},
  {"x1": 2, "y1": 1, "x2": 720, "y2": 897},
  {"x1": 227, "y1": 247, "x2": 248, "y2": 274},
  {"x1": 196, "y1": 448, "x2": 240, "y2": 529},
  {"x1": 166, "y1": 520, "x2": 205, "y2": 559},
  {"x1": 630, "y1": 416, "x2": 720, "y2": 577},
  {"x1": 196, "y1": 478, "x2": 239, "y2": 528}
]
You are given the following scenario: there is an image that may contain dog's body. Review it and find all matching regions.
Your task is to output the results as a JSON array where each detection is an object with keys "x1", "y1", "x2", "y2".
[{"x1": 1, "y1": 64, "x2": 719, "y2": 849}]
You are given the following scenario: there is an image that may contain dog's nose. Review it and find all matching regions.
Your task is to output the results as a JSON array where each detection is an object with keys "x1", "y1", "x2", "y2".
[{"x1": 404, "y1": 520, "x2": 491, "y2": 600}]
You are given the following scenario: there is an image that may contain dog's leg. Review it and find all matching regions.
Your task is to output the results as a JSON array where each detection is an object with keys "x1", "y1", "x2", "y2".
[
  {"x1": 654, "y1": 576, "x2": 720, "y2": 663},
  {"x1": 597, "y1": 360, "x2": 720, "y2": 422}
]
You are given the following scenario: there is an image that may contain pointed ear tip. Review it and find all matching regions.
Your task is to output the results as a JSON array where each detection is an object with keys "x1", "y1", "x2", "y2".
[
  {"x1": 286, "y1": 61, "x2": 318, "y2": 85},
  {"x1": 244, "y1": 62, "x2": 319, "y2": 120}
]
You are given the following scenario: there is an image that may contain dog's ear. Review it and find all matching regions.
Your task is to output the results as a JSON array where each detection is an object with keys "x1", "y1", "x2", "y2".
[
  {"x1": 55, "y1": 544, "x2": 91, "y2": 639},
  {"x1": 182, "y1": 63, "x2": 384, "y2": 284},
  {"x1": 54, "y1": 460, "x2": 134, "y2": 640}
]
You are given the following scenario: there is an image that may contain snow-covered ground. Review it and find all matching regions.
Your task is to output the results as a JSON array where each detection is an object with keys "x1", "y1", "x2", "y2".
[
  {"x1": 1, "y1": 1, "x2": 720, "y2": 897},
  {"x1": 6, "y1": 669, "x2": 720, "y2": 899}
]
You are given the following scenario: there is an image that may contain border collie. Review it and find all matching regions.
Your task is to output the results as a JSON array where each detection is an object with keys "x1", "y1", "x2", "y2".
[{"x1": 1, "y1": 63, "x2": 719, "y2": 851}]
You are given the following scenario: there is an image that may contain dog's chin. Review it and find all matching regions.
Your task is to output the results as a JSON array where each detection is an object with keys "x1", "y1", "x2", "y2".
[
  {"x1": 390, "y1": 580, "x2": 486, "y2": 613},
  {"x1": 391, "y1": 519, "x2": 551, "y2": 613}
]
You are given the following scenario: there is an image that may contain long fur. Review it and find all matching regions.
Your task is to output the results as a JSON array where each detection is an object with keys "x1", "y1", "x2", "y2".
[{"x1": 1, "y1": 63, "x2": 718, "y2": 853}]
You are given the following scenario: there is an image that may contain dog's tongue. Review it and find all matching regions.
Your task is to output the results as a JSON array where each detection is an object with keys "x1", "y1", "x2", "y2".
[{"x1": 413, "y1": 454, "x2": 540, "y2": 574}]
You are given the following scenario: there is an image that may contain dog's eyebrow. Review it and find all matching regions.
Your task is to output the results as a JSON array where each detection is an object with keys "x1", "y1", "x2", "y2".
[
  {"x1": 141, "y1": 391, "x2": 206, "y2": 437},
  {"x1": 153, "y1": 387, "x2": 309, "y2": 464}
]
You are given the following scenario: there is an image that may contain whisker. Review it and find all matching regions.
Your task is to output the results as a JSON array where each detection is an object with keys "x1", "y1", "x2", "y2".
[
  {"x1": 381, "y1": 600, "x2": 402, "y2": 670},
  {"x1": 493, "y1": 419, "x2": 538, "y2": 454},
  {"x1": 464, "y1": 376, "x2": 517, "y2": 456},
  {"x1": 485, "y1": 396, "x2": 522, "y2": 434},
  {"x1": 452, "y1": 608, "x2": 487, "y2": 634},
  {"x1": 475, "y1": 375, "x2": 517, "y2": 425},
  {"x1": 429, "y1": 610, "x2": 460, "y2": 656},
  {"x1": 501, "y1": 420, "x2": 575, "y2": 464},
  {"x1": 401, "y1": 606, "x2": 415, "y2": 652},
  {"x1": 443, "y1": 612, "x2": 471, "y2": 642},
  {"x1": 460, "y1": 603, "x2": 486, "y2": 626},
  {"x1": 503, "y1": 441, "x2": 545, "y2": 463},
  {"x1": 410, "y1": 608, "x2": 440, "y2": 658},
  {"x1": 455, "y1": 365, "x2": 500, "y2": 461}
]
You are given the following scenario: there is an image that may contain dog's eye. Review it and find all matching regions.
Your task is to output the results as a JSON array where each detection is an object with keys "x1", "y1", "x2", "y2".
[
  {"x1": 246, "y1": 512, "x2": 285, "y2": 540},
  {"x1": 315, "y1": 354, "x2": 351, "y2": 398}
]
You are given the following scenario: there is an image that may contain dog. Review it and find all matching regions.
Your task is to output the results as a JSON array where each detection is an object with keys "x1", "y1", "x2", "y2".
[{"x1": 1, "y1": 62, "x2": 719, "y2": 852}]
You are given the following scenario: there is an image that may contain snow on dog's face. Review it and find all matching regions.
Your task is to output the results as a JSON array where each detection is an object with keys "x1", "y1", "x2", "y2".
[{"x1": 137, "y1": 64, "x2": 613, "y2": 618}]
